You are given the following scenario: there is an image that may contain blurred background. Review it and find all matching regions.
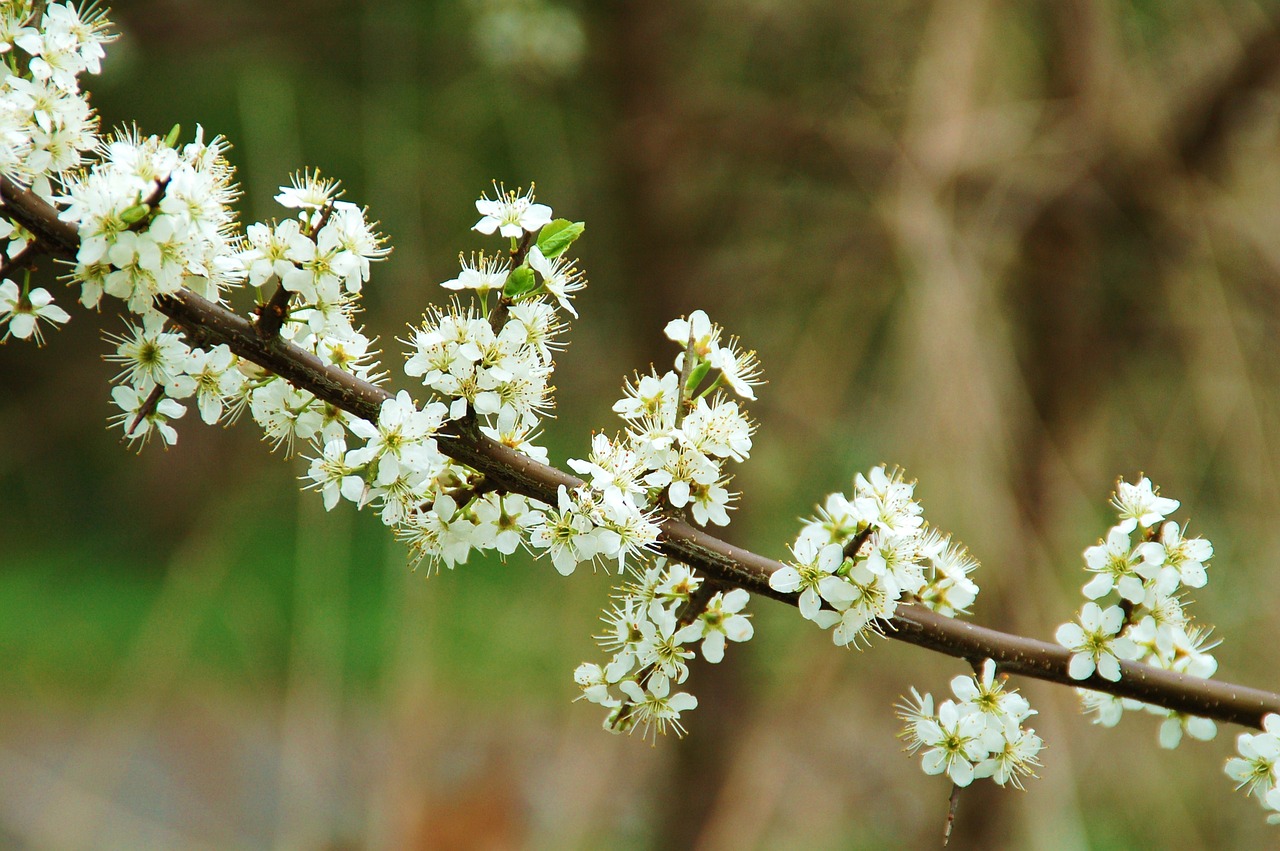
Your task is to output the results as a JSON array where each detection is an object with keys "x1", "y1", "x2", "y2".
[{"x1": 4, "y1": 0, "x2": 1280, "y2": 847}]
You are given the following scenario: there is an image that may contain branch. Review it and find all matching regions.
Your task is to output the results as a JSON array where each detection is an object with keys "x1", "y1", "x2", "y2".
[{"x1": 5, "y1": 175, "x2": 1279, "y2": 730}]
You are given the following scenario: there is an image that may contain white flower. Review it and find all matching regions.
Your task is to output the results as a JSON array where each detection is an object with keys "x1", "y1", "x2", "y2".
[
  {"x1": 1055, "y1": 602, "x2": 1137, "y2": 682},
  {"x1": 528, "y1": 485, "x2": 601, "y2": 575},
  {"x1": 633, "y1": 605, "x2": 694, "y2": 692},
  {"x1": 105, "y1": 314, "x2": 193, "y2": 396},
  {"x1": 471, "y1": 492, "x2": 543, "y2": 556},
  {"x1": 1226, "y1": 714, "x2": 1280, "y2": 798},
  {"x1": 109, "y1": 383, "x2": 186, "y2": 448},
  {"x1": 896, "y1": 687, "x2": 936, "y2": 753},
  {"x1": 1111, "y1": 476, "x2": 1179, "y2": 533},
  {"x1": 347, "y1": 390, "x2": 446, "y2": 466},
  {"x1": 1137, "y1": 521, "x2": 1212, "y2": 591},
  {"x1": 830, "y1": 564, "x2": 898, "y2": 647},
  {"x1": 613, "y1": 677, "x2": 697, "y2": 740},
  {"x1": 919, "y1": 537, "x2": 980, "y2": 616},
  {"x1": 275, "y1": 169, "x2": 341, "y2": 211},
  {"x1": 769, "y1": 539, "x2": 847, "y2": 622},
  {"x1": 573, "y1": 662, "x2": 619, "y2": 708},
  {"x1": 0, "y1": 279, "x2": 70, "y2": 343},
  {"x1": 440, "y1": 251, "x2": 509, "y2": 295},
  {"x1": 916, "y1": 700, "x2": 987, "y2": 787},
  {"x1": 1082, "y1": 525, "x2": 1144, "y2": 602},
  {"x1": 248, "y1": 379, "x2": 324, "y2": 455},
  {"x1": 708, "y1": 336, "x2": 762, "y2": 401},
  {"x1": 1077, "y1": 689, "x2": 1126, "y2": 727},
  {"x1": 473, "y1": 183, "x2": 552, "y2": 238},
  {"x1": 980, "y1": 725, "x2": 1043, "y2": 789},
  {"x1": 675, "y1": 588, "x2": 753, "y2": 663},
  {"x1": 854, "y1": 465, "x2": 923, "y2": 537},
  {"x1": 613, "y1": 370, "x2": 679, "y2": 424},
  {"x1": 303, "y1": 438, "x2": 367, "y2": 511},
  {"x1": 680, "y1": 396, "x2": 752, "y2": 462},
  {"x1": 664, "y1": 309, "x2": 719, "y2": 362},
  {"x1": 527, "y1": 245, "x2": 585, "y2": 316},
  {"x1": 185, "y1": 344, "x2": 243, "y2": 424},
  {"x1": 1156, "y1": 712, "x2": 1216, "y2": 749}
]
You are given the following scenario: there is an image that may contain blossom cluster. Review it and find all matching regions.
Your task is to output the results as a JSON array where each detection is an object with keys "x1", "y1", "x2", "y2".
[
  {"x1": 1056, "y1": 477, "x2": 1219, "y2": 749},
  {"x1": 0, "y1": 0, "x2": 111, "y2": 343},
  {"x1": 0, "y1": 1, "x2": 108, "y2": 192},
  {"x1": 574, "y1": 559, "x2": 752, "y2": 739},
  {"x1": 898, "y1": 659, "x2": 1043, "y2": 789},
  {"x1": 559, "y1": 309, "x2": 762, "y2": 732},
  {"x1": 770, "y1": 466, "x2": 980, "y2": 647}
]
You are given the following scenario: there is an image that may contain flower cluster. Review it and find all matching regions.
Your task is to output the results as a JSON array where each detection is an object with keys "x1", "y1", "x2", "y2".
[
  {"x1": 771, "y1": 466, "x2": 980, "y2": 647},
  {"x1": 0, "y1": 1, "x2": 113, "y2": 344},
  {"x1": 558, "y1": 310, "x2": 762, "y2": 733},
  {"x1": 898, "y1": 659, "x2": 1043, "y2": 789},
  {"x1": 0, "y1": 1, "x2": 108, "y2": 191},
  {"x1": 574, "y1": 559, "x2": 752, "y2": 739},
  {"x1": 1059, "y1": 476, "x2": 1219, "y2": 748},
  {"x1": 67, "y1": 156, "x2": 388, "y2": 450},
  {"x1": 1227, "y1": 714, "x2": 1280, "y2": 823}
]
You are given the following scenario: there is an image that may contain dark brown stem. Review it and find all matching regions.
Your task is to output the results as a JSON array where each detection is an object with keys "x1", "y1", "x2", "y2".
[
  {"x1": 419, "y1": 475, "x2": 501, "y2": 514},
  {"x1": 843, "y1": 526, "x2": 872, "y2": 560},
  {"x1": 131, "y1": 177, "x2": 171, "y2": 232},
  {"x1": 255, "y1": 202, "x2": 335, "y2": 339},
  {"x1": 126, "y1": 383, "x2": 167, "y2": 437},
  {"x1": 486, "y1": 232, "x2": 534, "y2": 333},
  {"x1": 0, "y1": 241, "x2": 46, "y2": 279},
  {"x1": 511, "y1": 230, "x2": 534, "y2": 267},
  {"x1": 255, "y1": 276, "x2": 293, "y2": 339},
  {"x1": 4, "y1": 175, "x2": 1280, "y2": 731}
]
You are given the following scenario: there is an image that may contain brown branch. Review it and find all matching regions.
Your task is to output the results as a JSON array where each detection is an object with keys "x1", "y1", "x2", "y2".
[
  {"x1": 4, "y1": 174, "x2": 1280, "y2": 730},
  {"x1": 487, "y1": 231, "x2": 534, "y2": 333}
]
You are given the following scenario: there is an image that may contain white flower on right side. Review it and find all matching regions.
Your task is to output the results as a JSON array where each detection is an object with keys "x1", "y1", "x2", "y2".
[
  {"x1": 1055, "y1": 602, "x2": 1137, "y2": 682},
  {"x1": 1226, "y1": 714, "x2": 1280, "y2": 800}
]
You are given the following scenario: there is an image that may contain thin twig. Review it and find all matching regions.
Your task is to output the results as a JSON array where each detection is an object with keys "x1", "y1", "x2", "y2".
[{"x1": 943, "y1": 783, "x2": 961, "y2": 846}]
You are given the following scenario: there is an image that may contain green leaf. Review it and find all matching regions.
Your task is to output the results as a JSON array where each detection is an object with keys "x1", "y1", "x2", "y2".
[
  {"x1": 120, "y1": 203, "x2": 150, "y2": 225},
  {"x1": 536, "y1": 219, "x2": 585, "y2": 259},
  {"x1": 504, "y1": 264, "x2": 537, "y2": 298},
  {"x1": 685, "y1": 360, "x2": 712, "y2": 395},
  {"x1": 164, "y1": 123, "x2": 182, "y2": 149}
]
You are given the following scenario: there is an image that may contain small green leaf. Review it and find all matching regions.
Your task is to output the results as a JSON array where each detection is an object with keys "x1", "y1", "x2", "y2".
[
  {"x1": 685, "y1": 360, "x2": 712, "y2": 394},
  {"x1": 164, "y1": 123, "x2": 182, "y2": 148},
  {"x1": 120, "y1": 203, "x2": 150, "y2": 225},
  {"x1": 504, "y1": 264, "x2": 537, "y2": 298},
  {"x1": 536, "y1": 219, "x2": 585, "y2": 259}
]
